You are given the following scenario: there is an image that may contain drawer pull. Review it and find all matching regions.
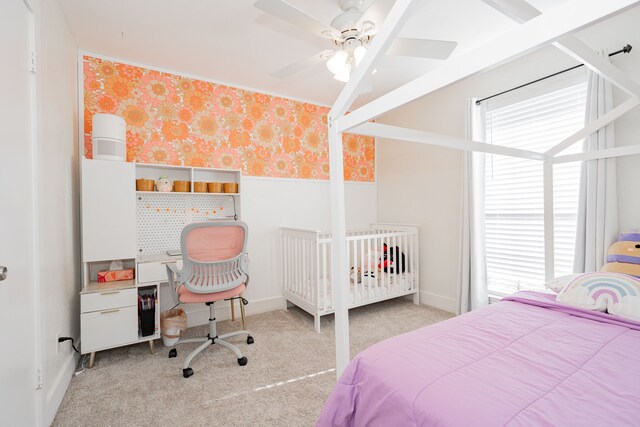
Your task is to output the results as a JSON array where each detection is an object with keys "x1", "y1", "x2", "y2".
[
  {"x1": 100, "y1": 309, "x2": 120, "y2": 314},
  {"x1": 161, "y1": 260, "x2": 177, "y2": 264},
  {"x1": 100, "y1": 290, "x2": 120, "y2": 295}
]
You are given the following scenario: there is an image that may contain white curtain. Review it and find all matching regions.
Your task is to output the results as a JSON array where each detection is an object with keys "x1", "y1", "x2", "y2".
[
  {"x1": 573, "y1": 51, "x2": 618, "y2": 273},
  {"x1": 457, "y1": 99, "x2": 488, "y2": 314}
]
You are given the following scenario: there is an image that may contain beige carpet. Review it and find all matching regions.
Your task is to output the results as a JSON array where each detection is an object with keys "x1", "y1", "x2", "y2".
[{"x1": 54, "y1": 298, "x2": 452, "y2": 426}]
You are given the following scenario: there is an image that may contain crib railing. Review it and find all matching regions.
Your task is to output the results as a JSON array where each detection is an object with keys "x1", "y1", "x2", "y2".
[{"x1": 281, "y1": 224, "x2": 419, "y2": 323}]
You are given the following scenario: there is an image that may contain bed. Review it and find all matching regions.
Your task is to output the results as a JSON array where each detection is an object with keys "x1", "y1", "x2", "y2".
[{"x1": 317, "y1": 291, "x2": 640, "y2": 426}]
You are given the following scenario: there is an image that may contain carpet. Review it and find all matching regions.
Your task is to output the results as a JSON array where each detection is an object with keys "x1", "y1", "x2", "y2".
[{"x1": 53, "y1": 298, "x2": 452, "y2": 426}]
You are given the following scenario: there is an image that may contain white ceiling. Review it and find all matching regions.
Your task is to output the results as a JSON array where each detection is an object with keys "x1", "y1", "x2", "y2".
[{"x1": 59, "y1": 0, "x2": 565, "y2": 107}]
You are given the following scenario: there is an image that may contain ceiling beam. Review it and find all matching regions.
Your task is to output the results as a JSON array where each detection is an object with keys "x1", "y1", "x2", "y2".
[
  {"x1": 335, "y1": 0, "x2": 640, "y2": 133},
  {"x1": 328, "y1": 0, "x2": 418, "y2": 121},
  {"x1": 352, "y1": 122, "x2": 546, "y2": 161}
]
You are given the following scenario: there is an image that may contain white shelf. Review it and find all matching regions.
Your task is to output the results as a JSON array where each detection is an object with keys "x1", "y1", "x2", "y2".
[
  {"x1": 81, "y1": 279, "x2": 136, "y2": 294},
  {"x1": 135, "y1": 191, "x2": 239, "y2": 195}
]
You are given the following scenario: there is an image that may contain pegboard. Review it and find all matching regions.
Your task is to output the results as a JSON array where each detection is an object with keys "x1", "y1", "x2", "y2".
[{"x1": 137, "y1": 193, "x2": 239, "y2": 255}]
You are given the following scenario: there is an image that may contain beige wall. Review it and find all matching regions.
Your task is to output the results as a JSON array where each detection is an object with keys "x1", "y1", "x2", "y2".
[
  {"x1": 35, "y1": 0, "x2": 80, "y2": 422},
  {"x1": 377, "y1": 7, "x2": 640, "y2": 312}
]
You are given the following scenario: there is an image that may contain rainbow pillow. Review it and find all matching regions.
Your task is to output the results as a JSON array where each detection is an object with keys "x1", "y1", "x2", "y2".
[{"x1": 557, "y1": 272, "x2": 640, "y2": 321}]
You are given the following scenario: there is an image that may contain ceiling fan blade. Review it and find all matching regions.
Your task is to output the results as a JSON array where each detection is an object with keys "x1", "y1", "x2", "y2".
[
  {"x1": 387, "y1": 38, "x2": 457, "y2": 60},
  {"x1": 270, "y1": 50, "x2": 334, "y2": 79},
  {"x1": 481, "y1": 0, "x2": 541, "y2": 23},
  {"x1": 254, "y1": 0, "x2": 337, "y2": 38},
  {"x1": 357, "y1": 0, "x2": 391, "y2": 30}
]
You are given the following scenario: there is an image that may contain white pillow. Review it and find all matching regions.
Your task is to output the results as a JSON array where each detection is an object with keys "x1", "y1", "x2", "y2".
[
  {"x1": 557, "y1": 272, "x2": 640, "y2": 321},
  {"x1": 544, "y1": 274, "x2": 581, "y2": 293}
]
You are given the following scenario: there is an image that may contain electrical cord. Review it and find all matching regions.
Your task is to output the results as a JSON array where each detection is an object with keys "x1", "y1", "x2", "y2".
[
  {"x1": 231, "y1": 195, "x2": 238, "y2": 220},
  {"x1": 58, "y1": 337, "x2": 80, "y2": 353}
]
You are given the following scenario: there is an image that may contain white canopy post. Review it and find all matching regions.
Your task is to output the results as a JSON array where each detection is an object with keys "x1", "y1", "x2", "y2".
[
  {"x1": 546, "y1": 98, "x2": 640, "y2": 157},
  {"x1": 351, "y1": 122, "x2": 546, "y2": 161},
  {"x1": 543, "y1": 159, "x2": 555, "y2": 281},
  {"x1": 328, "y1": 0, "x2": 419, "y2": 379},
  {"x1": 328, "y1": 121, "x2": 351, "y2": 378},
  {"x1": 553, "y1": 143, "x2": 640, "y2": 164}
]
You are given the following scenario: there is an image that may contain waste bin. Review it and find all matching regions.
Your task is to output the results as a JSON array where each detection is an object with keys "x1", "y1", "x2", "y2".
[{"x1": 160, "y1": 308, "x2": 187, "y2": 347}]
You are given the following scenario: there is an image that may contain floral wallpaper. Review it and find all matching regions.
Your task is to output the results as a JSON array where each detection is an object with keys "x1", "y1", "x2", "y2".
[{"x1": 83, "y1": 56, "x2": 375, "y2": 182}]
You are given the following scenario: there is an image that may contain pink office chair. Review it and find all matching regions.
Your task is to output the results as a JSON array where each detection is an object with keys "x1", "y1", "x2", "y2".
[{"x1": 166, "y1": 221, "x2": 253, "y2": 378}]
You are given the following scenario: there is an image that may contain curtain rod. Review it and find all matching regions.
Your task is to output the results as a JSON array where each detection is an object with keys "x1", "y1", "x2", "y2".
[{"x1": 476, "y1": 44, "x2": 632, "y2": 105}]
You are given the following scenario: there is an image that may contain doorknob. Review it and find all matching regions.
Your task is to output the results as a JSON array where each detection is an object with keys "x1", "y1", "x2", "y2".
[{"x1": 0, "y1": 266, "x2": 6, "y2": 281}]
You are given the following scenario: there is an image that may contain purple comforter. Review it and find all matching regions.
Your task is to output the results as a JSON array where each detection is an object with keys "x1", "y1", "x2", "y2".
[{"x1": 317, "y1": 292, "x2": 640, "y2": 426}]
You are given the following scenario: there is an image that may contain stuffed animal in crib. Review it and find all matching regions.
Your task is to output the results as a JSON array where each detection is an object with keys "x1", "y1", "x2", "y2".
[
  {"x1": 601, "y1": 230, "x2": 640, "y2": 278},
  {"x1": 350, "y1": 267, "x2": 362, "y2": 284},
  {"x1": 378, "y1": 244, "x2": 406, "y2": 274},
  {"x1": 350, "y1": 267, "x2": 378, "y2": 284},
  {"x1": 350, "y1": 251, "x2": 379, "y2": 284}
]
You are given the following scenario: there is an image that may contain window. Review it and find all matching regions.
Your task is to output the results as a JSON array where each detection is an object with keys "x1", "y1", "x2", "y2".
[{"x1": 484, "y1": 82, "x2": 588, "y2": 295}]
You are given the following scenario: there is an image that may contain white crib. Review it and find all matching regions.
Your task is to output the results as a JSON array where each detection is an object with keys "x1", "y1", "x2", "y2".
[{"x1": 281, "y1": 224, "x2": 419, "y2": 332}]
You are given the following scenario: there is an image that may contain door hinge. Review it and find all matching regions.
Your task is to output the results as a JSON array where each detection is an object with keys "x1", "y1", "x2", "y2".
[
  {"x1": 35, "y1": 368, "x2": 43, "y2": 390},
  {"x1": 29, "y1": 50, "x2": 36, "y2": 73}
]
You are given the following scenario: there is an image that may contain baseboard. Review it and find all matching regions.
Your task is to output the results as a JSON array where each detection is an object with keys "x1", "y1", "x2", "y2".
[
  {"x1": 419, "y1": 290, "x2": 456, "y2": 313},
  {"x1": 184, "y1": 296, "x2": 284, "y2": 327},
  {"x1": 46, "y1": 348, "x2": 79, "y2": 425}
]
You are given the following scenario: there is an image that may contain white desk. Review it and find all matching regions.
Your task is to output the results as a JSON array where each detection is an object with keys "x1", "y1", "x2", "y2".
[{"x1": 79, "y1": 159, "x2": 242, "y2": 367}]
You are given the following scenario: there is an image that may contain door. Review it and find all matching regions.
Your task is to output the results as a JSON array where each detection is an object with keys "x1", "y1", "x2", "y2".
[{"x1": 0, "y1": 0, "x2": 39, "y2": 425}]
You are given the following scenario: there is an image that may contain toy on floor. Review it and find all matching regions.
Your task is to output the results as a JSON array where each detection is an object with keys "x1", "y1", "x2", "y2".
[
  {"x1": 378, "y1": 244, "x2": 406, "y2": 274},
  {"x1": 601, "y1": 230, "x2": 640, "y2": 278}
]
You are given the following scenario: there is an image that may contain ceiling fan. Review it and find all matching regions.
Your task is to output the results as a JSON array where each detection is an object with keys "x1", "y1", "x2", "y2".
[{"x1": 254, "y1": 0, "x2": 458, "y2": 82}]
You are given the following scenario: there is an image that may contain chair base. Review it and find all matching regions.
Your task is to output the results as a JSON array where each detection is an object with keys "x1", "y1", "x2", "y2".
[{"x1": 169, "y1": 302, "x2": 253, "y2": 377}]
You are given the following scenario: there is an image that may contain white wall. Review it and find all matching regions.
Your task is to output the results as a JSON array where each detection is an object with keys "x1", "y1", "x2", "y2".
[
  {"x1": 160, "y1": 178, "x2": 377, "y2": 325},
  {"x1": 35, "y1": 0, "x2": 80, "y2": 423},
  {"x1": 377, "y1": 6, "x2": 640, "y2": 312}
]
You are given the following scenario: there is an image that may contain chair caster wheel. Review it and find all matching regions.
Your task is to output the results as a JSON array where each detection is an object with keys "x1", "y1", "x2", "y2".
[
  {"x1": 168, "y1": 349, "x2": 177, "y2": 358},
  {"x1": 183, "y1": 368, "x2": 193, "y2": 378},
  {"x1": 238, "y1": 356, "x2": 248, "y2": 366},
  {"x1": 247, "y1": 335, "x2": 254, "y2": 345}
]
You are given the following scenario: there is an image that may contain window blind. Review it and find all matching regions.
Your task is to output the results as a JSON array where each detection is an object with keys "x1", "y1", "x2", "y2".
[{"x1": 484, "y1": 82, "x2": 587, "y2": 295}]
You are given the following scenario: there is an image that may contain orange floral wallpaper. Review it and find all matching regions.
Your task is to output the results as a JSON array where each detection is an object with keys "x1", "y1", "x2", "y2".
[{"x1": 83, "y1": 56, "x2": 375, "y2": 181}]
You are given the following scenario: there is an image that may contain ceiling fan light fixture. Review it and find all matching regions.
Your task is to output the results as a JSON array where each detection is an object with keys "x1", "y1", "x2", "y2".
[
  {"x1": 333, "y1": 64, "x2": 351, "y2": 82},
  {"x1": 326, "y1": 50, "x2": 348, "y2": 75},
  {"x1": 353, "y1": 45, "x2": 367, "y2": 66},
  {"x1": 360, "y1": 20, "x2": 376, "y2": 36}
]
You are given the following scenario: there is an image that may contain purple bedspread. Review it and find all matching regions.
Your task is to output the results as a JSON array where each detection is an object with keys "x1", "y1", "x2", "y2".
[{"x1": 317, "y1": 291, "x2": 640, "y2": 426}]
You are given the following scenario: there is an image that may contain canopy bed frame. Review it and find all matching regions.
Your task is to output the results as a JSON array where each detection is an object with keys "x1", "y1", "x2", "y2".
[{"x1": 327, "y1": 0, "x2": 640, "y2": 377}]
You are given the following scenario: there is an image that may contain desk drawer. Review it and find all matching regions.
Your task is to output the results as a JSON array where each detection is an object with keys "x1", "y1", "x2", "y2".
[
  {"x1": 138, "y1": 261, "x2": 177, "y2": 284},
  {"x1": 81, "y1": 306, "x2": 138, "y2": 353},
  {"x1": 81, "y1": 288, "x2": 136, "y2": 313}
]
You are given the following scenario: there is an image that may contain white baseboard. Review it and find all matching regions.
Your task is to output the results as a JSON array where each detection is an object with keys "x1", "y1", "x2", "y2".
[
  {"x1": 46, "y1": 349, "x2": 79, "y2": 425},
  {"x1": 419, "y1": 291, "x2": 456, "y2": 313},
  {"x1": 184, "y1": 296, "x2": 284, "y2": 327}
]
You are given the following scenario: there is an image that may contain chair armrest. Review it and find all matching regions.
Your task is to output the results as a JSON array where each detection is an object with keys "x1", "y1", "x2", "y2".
[
  {"x1": 166, "y1": 262, "x2": 182, "y2": 275},
  {"x1": 240, "y1": 253, "x2": 250, "y2": 288},
  {"x1": 165, "y1": 263, "x2": 183, "y2": 306}
]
